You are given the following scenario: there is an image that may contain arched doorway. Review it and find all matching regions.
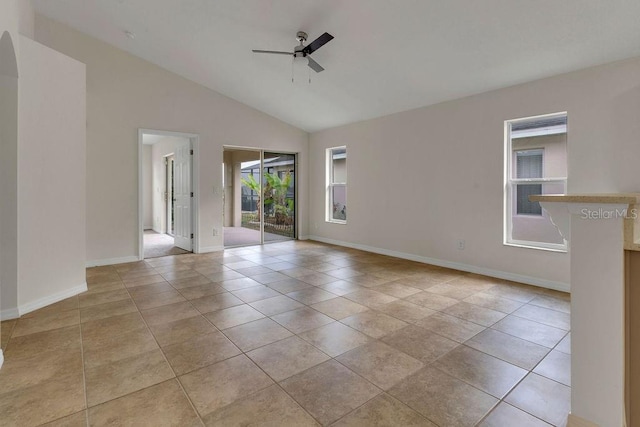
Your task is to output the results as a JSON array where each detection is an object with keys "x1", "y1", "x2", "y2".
[{"x1": 0, "y1": 30, "x2": 19, "y2": 321}]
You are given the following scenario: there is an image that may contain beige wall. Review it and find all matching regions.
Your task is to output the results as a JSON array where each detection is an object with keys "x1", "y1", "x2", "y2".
[
  {"x1": 34, "y1": 15, "x2": 309, "y2": 262},
  {"x1": 17, "y1": 35, "x2": 86, "y2": 310},
  {"x1": 310, "y1": 57, "x2": 640, "y2": 289}
]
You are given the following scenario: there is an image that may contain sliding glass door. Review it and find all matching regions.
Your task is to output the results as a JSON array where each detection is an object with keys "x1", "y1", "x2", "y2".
[{"x1": 262, "y1": 152, "x2": 296, "y2": 243}]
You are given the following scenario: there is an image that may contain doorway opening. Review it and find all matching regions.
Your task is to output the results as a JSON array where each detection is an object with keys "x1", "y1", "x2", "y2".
[
  {"x1": 223, "y1": 148, "x2": 297, "y2": 247},
  {"x1": 139, "y1": 130, "x2": 199, "y2": 259}
]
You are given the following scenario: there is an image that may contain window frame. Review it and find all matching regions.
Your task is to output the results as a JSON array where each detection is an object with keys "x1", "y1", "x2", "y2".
[
  {"x1": 504, "y1": 112, "x2": 568, "y2": 252},
  {"x1": 326, "y1": 146, "x2": 347, "y2": 224}
]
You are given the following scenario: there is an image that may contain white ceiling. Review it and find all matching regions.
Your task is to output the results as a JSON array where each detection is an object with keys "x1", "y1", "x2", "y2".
[{"x1": 33, "y1": 0, "x2": 640, "y2": 132}]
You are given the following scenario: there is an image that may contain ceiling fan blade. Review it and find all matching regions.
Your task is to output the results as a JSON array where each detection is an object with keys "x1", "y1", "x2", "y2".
[
  {"x1": 252, "y1": 50, "x2": 293, "y2": 55},
  {"x1": 307, "y1": 56, "x2": 325, "y2": 73},
  {"x1": 302, "y1": 32, "x2": 334, "y2": 55}
]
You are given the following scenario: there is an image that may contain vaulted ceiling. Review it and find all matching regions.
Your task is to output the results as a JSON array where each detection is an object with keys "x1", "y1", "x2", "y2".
[{"x1": 33, "y1": 0, "x2": 640, "y2": 132}]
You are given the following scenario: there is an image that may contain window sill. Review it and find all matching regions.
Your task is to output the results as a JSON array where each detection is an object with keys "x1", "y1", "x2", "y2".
[
  {"x1": 504, "y1": 241, "x2": 567, "y2": 253},
  {"x1": 326, "y1": 220, "x2": 347, "y2": 225}
]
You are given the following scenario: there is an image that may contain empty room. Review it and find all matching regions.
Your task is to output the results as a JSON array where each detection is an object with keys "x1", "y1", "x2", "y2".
[{"x1": 1, "y1": 1, "x2": 639, "y2": 426}]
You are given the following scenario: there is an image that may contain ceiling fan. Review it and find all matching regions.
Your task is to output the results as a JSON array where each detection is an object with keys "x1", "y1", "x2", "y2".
[{"x1": 252, "y1": 31, "x2": 334, "y2": 73}]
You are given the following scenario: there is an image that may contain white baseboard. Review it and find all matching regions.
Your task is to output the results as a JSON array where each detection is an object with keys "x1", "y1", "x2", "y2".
[
  {"x1": 86, "y1": 256, "x2": 140, "y2": 268},
  {"x1": 298, "y1": 235, "x2": 310, "y2": 240},
  {"x1": 308, "y1": 235, "x2": 570, "y2": 293},
  {"x1": 0, "y1": 307, "x2": 19, "y2": 321},
  {"x1": 0, "y1": 350, "x2": 3, "y2": 370},
  {"x1": 18, "y1": 282, "x2": 88, "y2": 316},
  {"x1": 198, "y1": 246, "x2": 224, "y2": 253}
]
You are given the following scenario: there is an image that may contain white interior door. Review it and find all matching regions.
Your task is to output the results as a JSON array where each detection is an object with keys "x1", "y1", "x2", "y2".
[{"x1": 173, "y1": 142, "x2": 192, "y2": 251}]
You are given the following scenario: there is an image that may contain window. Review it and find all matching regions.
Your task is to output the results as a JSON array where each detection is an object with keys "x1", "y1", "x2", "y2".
[
  {"x1": 327, "y1": 146, "x2": 347, "y2": 223},
  {"x1": 515, "y1": 149, "x2": 543, "y2": 215},
  {"x1": 505, "y1": 113, "x2": 567, "y2": 251}
]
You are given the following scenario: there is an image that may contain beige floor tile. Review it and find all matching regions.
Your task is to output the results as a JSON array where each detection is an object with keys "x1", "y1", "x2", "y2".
[
  {"x1": 88, "y1": 380, "x2": 200, "y2": 427},
  {"x1": 81, "y1": 312, "x2": 146, "y2": 342},
  {"x1": 85, "y1": 348, "x2": 174, "y2": 406},
  {"x1": 280, "y1": 360, "x2": 381, "y2": 426},
  {"x1": 41, "y1": 410, "x2": 87, "y2": 427},
  {"x1": 466, "y1": 328, "x2": 550, "y2": 370},
  {"x1": 0, "y1": 347, "x2": 83, "y2": 394},
  {"x1": 311, "y1": 297, "x2": 368, "y2": 320},
  {"x1": 3, "y1": 324, "x2": 80, "y2": 360},
  {"x1": 372, "y1": 300, "x2": 435, "y2": 323},
  {"x1": 150, "y1": 315, "x2": 217, "y2": 347},
  {"x1": 162, "y1": 269, "x2": 202, "y2": 282},
  {"x1": 425, "y1": 282, "x2": 480, "y2": 300},
  {"x1": 179, "y1": 354, "x2": 274, "y2": 417},
  {"x1": 123, "y1": 274, "x2": 167, "y2": 288},
  {"x1": 463, "y1": 292, "x2": 525, "y2": 314},
  {"x1": 169, "y1": 275, "x2": 214, "y2": 290},
  {"x1": 406, "y1": 291, "x2": 459, "y2": 311},
  {"x1": 512, "y1": 304, "x2": 571, "y2": 330},
  {"x1": 373, "y1": 282, "x2": 422, "y2": 298},
  {"x1": 205, "y1": 304, "x2": 265, "y2": 330},
  {"x1": 271, "y1": 307, "x2": 335, "y2": 334},
  {"x1": 318, "y1": 280, "x2": 365, "y2": 296},
  {"x1": 231, "y1": 285, "x2": 281, "y2": 303},
  {"x1": 529, "y1": 294, "x2": 571, "y2": 314},
  {"x1": 131, "y1": 289, "x2": 186, "y2": 310},
  {"x1": 332, "y1": 393, "x2": 436, "y2": 427},
  {"x1": 556, "y1": 333, "x2": 571, "y2": 354},
  {"x1": 202, "y1": 384, "x2": 318, "y2": 426},
  {"x1": 177, "y1": 282, "x2": 226, "y2": 300},
  {"x1": 83, "y1": 328, "x2": 158, "y2": 369},
  {"x1": 163, "y1": 331, "x2": 241, "y2": 375},
  {"x1": 0, "y1": 320, "x2": 17, "y2": 350},
  {"x1": 492, "y1": 315, "x2": 567, "y2": 348},
  {"x1": 341, "y1": 311, "x2": 408, "y2": 339},
  {"x1": 78, "y1": 289, "x2": 130, "y2": 309},
  {"x1": 140, "y1": 301, "x2": 200, "y2": 326},
  {"x1": 337, "y1": 341, "x2": 424, "y2": 390},
  {"x1": 443, "y1": 301, "x2": 507, "y2": 327},
  {"x1": 533, "y1": 350, "x2": 571, "y2": 386},
  {"x1": 267, "y1": 278, "x2": 314, "y2": 293},
  {"x1": 298, "y1": 272, "x2": 339, "y2": 286},
  {"x1": 249, "y1": 295, "x2": 304, "y2": 316},
  {"x1": 287, "y1": 287, "x2": 339, "y2": 305},
  {"x1": 484, "y1": 284, "x2": 539, "y2": 303},
  {"x1": 415, "y1": 312, "x2": 485, "y2": 342},
  {"x1": 381, "y1": 325, "x2": 458, "y2": 363},
  {"x1": 247, "y1": 336, "x2": 330, "y2": 381},
  {"x1": 389, "y1": 366, "x2": 498, "y2": 426},
  {"x1": 80, "y1": 299, "x2": 137, "y2": 324},
  {"x1": 298, "y1": 321, "x2": 371, "y2": 357},
  {"x1": 433, "y1": 345, "x2": 527, "y2": 398},
  {"x1": 126, "y1": 282, "x2": 175, "y2": 298},
  {"x1": 84, "y1": 282, "x2": 125, "y2": 295},
  {"x1": 0, "y1": 371, "x2": 85, "y2": 426},
  {"x1": 206, "y1": 270, "x2": 245, "y2": 282},
  {"x1": 479, "y1": 402, "x2": 551, "y2": 427},
  {"x1": 219, "y1": 277, "x2": 264, "y2": 291},
  {"x1": 343, "y1": 289, "x2": 398, "y2": 307},
  {"x1": 12, "y1": 309, "x2": 80, "y2": 337},
  {"x1": 235, "y1": 265, "x2": 276, "y2": 276},
  {"x1": 282, "y1": 267, "x2": 325, "y2": 278},
  {"x1": 223, "y1": 318, "x2": 294, "y2": 352},
  {"x1": 505, "y1": 373, "x2": 571, "y2": 426},
  {"x1": 190, "y1": 292, "x2": 243, "y2": 314}
]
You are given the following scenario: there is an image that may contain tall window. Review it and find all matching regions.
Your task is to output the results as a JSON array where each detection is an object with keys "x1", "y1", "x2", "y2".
[
  {"x1": 327, "y1": 147, "x2": 347, "y2": 223},
  {"x1": 505, "y1": 113, "x2": 567, "y2": 251}
]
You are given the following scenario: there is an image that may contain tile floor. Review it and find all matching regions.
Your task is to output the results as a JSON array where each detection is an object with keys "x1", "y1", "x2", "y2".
[{"x1": 0, "y1": 240, "x2": 571, "y2": 426}]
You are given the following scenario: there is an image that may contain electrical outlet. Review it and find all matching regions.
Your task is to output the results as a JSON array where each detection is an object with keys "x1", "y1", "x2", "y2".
[
  {"x1": 213, "y1": 228, "x2": 219, "y2": 236},
  {"x1": 456, "y1": 239, "x2": 465, "y2": 250}
]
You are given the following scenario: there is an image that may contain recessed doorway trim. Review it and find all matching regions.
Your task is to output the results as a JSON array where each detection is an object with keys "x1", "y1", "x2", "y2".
[{"x1": 138, "y1": 129, "x2": 200, "y2": 260}]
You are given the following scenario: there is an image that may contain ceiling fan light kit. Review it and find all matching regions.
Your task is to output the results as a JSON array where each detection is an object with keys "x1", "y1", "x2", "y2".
[{"x1": 252, "y1": 30, "x2": 334, "y2": 83}]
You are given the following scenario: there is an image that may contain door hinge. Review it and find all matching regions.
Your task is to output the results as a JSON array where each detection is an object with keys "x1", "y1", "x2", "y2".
[
  {"x1": 190, "y1": 192, "x2": 194, "y2": 197},
  {"x1": 190, "y1": 149, "x2": 193, "y2": 155},
  {"x1": 191, "y1": 233, "x2": 194, "y2": 239}
]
